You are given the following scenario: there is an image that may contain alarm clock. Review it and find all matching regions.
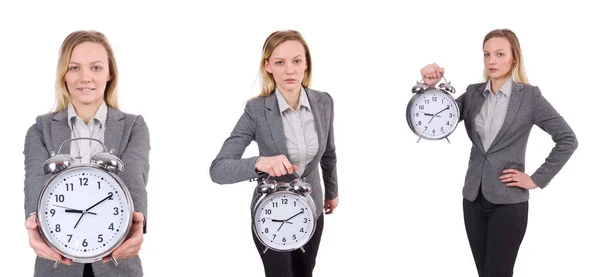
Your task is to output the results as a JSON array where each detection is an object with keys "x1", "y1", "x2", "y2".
[
  {"x1": 406, "y1": 76, "x2": 460, "y2": 142},
  {"x1": 36, "y1": 138, "x2": 133, "y2": 266},
  {"x1": 251, "y1": 177, "x2": 317, "y2": 253}
]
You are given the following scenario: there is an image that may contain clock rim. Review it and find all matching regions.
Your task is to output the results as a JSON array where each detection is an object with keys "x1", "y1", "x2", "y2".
[
  {"x1": 36, "y1": 164, "x2": 134, "y2": 263},
  {"x1": 406, "y1": 89, "x2": 461, "y2": 140},
  {"x1": 251, "y1": 191, "x2": 317, "y2": 252}
]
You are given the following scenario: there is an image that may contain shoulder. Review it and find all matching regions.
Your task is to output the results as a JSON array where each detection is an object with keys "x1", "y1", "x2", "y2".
[
  {"x1": 306, "y1": 88, "x2": 334, "y2": 106},
  {"x1": 28, "y1": 112, "x2": 59, "y2": 133},
  {"x1": 466, "y1": 82, "x2": 486, "y2": 94},
  {"x1": 518, "y1": 82, "x2": 541, "y2": 96}
]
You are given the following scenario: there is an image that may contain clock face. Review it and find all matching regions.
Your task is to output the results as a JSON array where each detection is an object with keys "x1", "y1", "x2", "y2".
[
  {"x1": 253, "y1": 192, "x2": 315, "y2": 251},
  {"x1": 37, "y1": 165, "x2": 133, "y2": 262},
  {"x1": 407, "y1": 90, "x2": 460, "y2": 140}
]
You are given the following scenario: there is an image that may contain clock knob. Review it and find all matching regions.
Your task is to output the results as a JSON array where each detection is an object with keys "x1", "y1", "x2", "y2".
[
  {"x1": 412, "y1": 83, "x2": 429, "y2": 94},
  {"x1": 43, "y1": 153, "x2": 75, "y2": 174},
  {"x1": 290, "y1": 179, "x2": 312, "y2": 194},
  {"x1": 91, "y1": 151, "x2": 124, "y2": 172},
  {"x1": 256, "y1": 179, "x2": 278, "y2": 194},
  {"x1": 439, "y1": 82, "x2": 456, "y2": 94}
]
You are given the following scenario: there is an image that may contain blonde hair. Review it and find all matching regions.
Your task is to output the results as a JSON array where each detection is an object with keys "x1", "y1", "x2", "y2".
[
  {"x1": 483, "y1": 29, "x2": 529, "y2": 84},
  {"x1": 53, "y1": 30, "x2": 119, "y2": 112},
  {"x1": 257, "y1": 30, "x2": 312, "y2": 97}
]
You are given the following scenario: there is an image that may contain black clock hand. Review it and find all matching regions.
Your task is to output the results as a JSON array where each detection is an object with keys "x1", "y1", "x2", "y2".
[
  {"x1": 65, "y1": 209, "x2": 97, "y2": 215},
  {"x1": 277, "y1": 221, "x2": 285, "y2": 232},
  {"x1": 85, "y1": 194, "x2": 113, "y2": 212},
  {"x1": 285, "y1": 210, "x2": 305, "y2": 222},
  {"x1": 434, "y1": 106, "x2": 450, "y2": 116},
  {"x1": 74, "y1": 213, "x2": 85, "y2": 229}
]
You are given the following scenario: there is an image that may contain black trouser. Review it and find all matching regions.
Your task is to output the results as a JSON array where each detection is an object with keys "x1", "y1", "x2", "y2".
[
  {"x1": 252, "y1": 214, "x2": 324, "y2": 277},
  {"x1": 463, "y1": 189, "x2": 528, "y2": 277},
  {"x1": 83, "y1": 263, "x2": 94, "y2": 277}
]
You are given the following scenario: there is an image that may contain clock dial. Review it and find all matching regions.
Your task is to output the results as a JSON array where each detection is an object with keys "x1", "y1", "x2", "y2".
[
  {"x1": 253, "y1": 193, "x2": 315, "y2": 251},
  {"x1": 38, "y1": 165, "x2": 132, "y2": 262},
  {"x1": 408, "y1": 90, "x2": 460, "y2": 139}
]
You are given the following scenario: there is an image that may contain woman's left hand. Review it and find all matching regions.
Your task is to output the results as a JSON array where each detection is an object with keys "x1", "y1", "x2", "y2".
[
  {"x1": 324, "y1": 197, "x2": 339, "y2": 214},
  {"x1": 500, "y1": 169, "x2": 538, "y2": 189},
  {"x1": 102, "y1": 212, "x2": 145, "y2": 263}
]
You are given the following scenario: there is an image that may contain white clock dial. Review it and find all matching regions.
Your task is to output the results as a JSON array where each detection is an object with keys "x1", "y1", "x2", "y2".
[
  {"x1": 253, "y1": 193, "x2": 315, "y2": 251},
  {"x1": 37, "y1": 165, "x2": 133, "y2": 262},
  {"x1": 408, "y1": 90, "x2": 460, "y2": 139}
]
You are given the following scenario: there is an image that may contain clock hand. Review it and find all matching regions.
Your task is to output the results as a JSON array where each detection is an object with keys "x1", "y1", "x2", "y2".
[
  {"x1": 434, "y1": 106, "x2": 450, "y2": 116},
  {"x1": 65, "y1": 209, "x2": 97, "y2": 215},
  {"x1": 284, "y1": 210, "x2": 305, "y2": 222},
  {"x1": 84, "y1": 194, "x2": 113, "y2": 212},
  {"x1": 73, "y1": 213, "x2": 85, "y2": 229},
  {"x1": 277, "y1": 221, "x2": 285, "y2": 232}
]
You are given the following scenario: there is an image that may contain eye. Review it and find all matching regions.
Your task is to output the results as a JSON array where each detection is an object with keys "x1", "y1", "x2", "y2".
[
  {"x1": 92, "y1": 65, "x2": 103, "y2": 71},
  {"x1": 497, "y1": 53, "x2": 504, "y2": 57},
  {"x1": 294, "y1": 59, "x2": 301, "y2": 63},
  {"x1": 483, "y1": 53, "x2": 490, "y2": 57},
  {"x1": 69, "y1": 66, "x2": 79, "y2": 71},
  {"x1": 275, "y1": 61, "x2": 283, "y2": 65}
]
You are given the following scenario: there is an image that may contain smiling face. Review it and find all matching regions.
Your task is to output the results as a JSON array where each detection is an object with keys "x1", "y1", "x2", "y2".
[
  {"x1": 483, "y1": 36, "x2": 514, "y2": 81},
  {"x1": 64, "y1": 42, "x2": 112, "y2": 108},
  {"x1": 264, "y1": 40, "x2": 308, "y2": 94}
]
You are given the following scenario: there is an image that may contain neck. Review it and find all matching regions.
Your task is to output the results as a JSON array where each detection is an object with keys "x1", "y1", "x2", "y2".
[
  {"x1": 279, "y1": 87, "x2": 301, "y2": 110},
  {"x1": 72, "y1": 101, "x2": 102, "y2": 124},
  {"x1": 490, "y1": 75, "x2": 509, "y2": 95}
]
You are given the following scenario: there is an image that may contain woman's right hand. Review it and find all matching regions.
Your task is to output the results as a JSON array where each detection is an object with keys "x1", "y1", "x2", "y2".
[
  {"x1": 420, "y1": 63, "x2": 445, "y2": 87},
  {"x1": 255, "y1": 155, "x2": 299, "y2": 177},
  {"x1": 25, "y1": 214, "x2": 73, "y2": 265}
]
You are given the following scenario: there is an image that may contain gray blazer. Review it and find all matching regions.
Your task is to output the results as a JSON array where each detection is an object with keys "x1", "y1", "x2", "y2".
[
  {"x1": 210, "y1": 88, "x2": 338, "y2": 217},
  {"x1": 24, "y1": 107, "x2": 150, "y2": 277},
  {"x1": 457, "y1": 82, "x2": 577, "y2": 204}
]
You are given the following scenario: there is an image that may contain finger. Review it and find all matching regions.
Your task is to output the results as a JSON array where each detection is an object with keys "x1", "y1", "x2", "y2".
[
  {"x1": 292, "y1": 165, "x2": 299, "y2": 171},
  {"x1": 282, "y1": 159, "x2": 294, "y2": 174},
  {"x1": 132, "y1": 212, "x2": 145, "y2": 223},
  {"x1": 506, "y1": 182, "x2": 521, "y2": 187},
  {"x1": 439, "y1": 67, "x2": 445, "y2": 76},
  {"x1": 274, "y1": 163, "x2": 285, "y2": 176},
  {"x1": 502, "y1": 169, "x2": 519, "y2": 174}
]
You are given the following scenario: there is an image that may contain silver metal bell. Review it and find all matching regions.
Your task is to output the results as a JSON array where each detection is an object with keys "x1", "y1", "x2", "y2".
[
  {"x1": 91, "y1": 151, "x2": 124, "y2": 172},
  {"x1": 43, "y1": 153, "x2": 75, "y2": 174}
]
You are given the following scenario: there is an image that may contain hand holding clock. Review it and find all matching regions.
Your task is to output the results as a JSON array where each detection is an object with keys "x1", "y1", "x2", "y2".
[
  {"x1": 25, "y1": 214, "x2": 73, "y2": 265},
  {"x1": 102, "y1": 212, "x2": 145, "y2": 263}
]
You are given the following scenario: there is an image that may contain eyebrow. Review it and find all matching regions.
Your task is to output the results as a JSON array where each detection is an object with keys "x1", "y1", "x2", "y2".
[
  {"x1": 484, "y1": 49, "x2": 507, "y2": 52},
  {"x1": 68, "y1": 60, "x2": 105, "y2": 64},
  {"x1": 271, "y1": 55, "x2": 305, "y2": 60}
]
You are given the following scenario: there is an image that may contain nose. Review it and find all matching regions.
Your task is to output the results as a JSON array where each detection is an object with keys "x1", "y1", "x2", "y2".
[
  {"x1": 285, "y1": 63, "x2": 295, "y2": 75},
  {"x1": 79, "y1": 68, "x2": 92, "y2": 83}
]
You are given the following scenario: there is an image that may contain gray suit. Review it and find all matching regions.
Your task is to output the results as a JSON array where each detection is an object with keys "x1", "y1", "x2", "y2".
[
  {"x1": 210, "y1": 88, "x2": 338, "y2": 217},
  {"x1": 24, "y1": 107, "x2": 150, "y2": 277},
  {"x1": 457, "y1": 82, "x2": 577, "y2": 204}
]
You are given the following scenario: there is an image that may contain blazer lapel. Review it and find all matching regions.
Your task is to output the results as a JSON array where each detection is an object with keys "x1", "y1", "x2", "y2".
[
  {"x1": 264, "y1": 94, "x2": 290, "y2": 160},
  {"x1": 469, "y1": 83, "x2": 487, "y2": 154},
  {"x1": 104, "y1": 107, "x2": 125, "y2": 155},
  {"x1": 303, "y1": 88, "x2": 324, "y2": 174},
  {"x1": 51, "y1": 110, "x2": 72, "y2": 155},
  {"x1": 487, "y1": 82, "x2": 524, "y2": 151}
]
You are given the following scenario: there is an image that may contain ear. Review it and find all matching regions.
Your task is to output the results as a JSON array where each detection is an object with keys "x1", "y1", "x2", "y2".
[{"x1": 264, "y1": 60, "x2": 272, "y2": 74}]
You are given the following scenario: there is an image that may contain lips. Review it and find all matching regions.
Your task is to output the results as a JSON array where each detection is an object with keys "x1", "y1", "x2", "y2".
[
  {"x1": 284, "y1": 79, "x2": 296, "y2": 83},
  {"x1": 77, "y1": 88, "x2": 95, "y2": 92}
]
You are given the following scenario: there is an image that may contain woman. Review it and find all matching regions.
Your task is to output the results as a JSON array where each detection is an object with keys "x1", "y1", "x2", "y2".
[
  {"x1": 210, "y1": 30, "x2": 339, "y2": 277},
  {"x1": 420, "y1": 29, "x2": 577, "y2": 277},
  {"x1": 23, "y1": 30, "x2": 149, "y2": 277}
]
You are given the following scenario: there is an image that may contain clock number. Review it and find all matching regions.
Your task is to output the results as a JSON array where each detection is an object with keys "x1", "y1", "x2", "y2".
[
  {"x1": 265, "y1": 209, "x2": 272, "y2": 215},
  {"x1": 416, "y1": 112, "x2": 420, "y2": 117},
  {"x1": 98, "y1": 181, "x2": 101, "y2": 189},
  {"x1": 272, "y1": 202, "x2": 278, "y2": 208},
  {"x1": 50, "y1": 209, "x2": 56, "y2": 217},
  {"x1": 272, "y1": 234, "x2": 276, "y2": 240},
  {"x1": 418, "y1": 121, "x2": 422, "y2": 126},
  {"x1": 441, "y1": 127, "x2": 444, "y2": 132},
  {"x1": 265, "y1": 228, "x2": 269, "y2": 233},
  {"x1": 55, "y1": 194, "x2": 65, "y2": 203},
  {"x1": 432, "y1": 129, "x2": 436, "y2": 134},
  {"x1": 424, "y1": 126, "x2": 428, "y2": 131},
  {"x1": 65, "y1": 183, "x2": 73, "y2": 191},
  {"x1": 79, "y1": 178, "x2": 88, "y2": 186},
  {"x1": 113, "y1": 207, "x2": 119, "y2": 215},
  {"x1": 294, "y1": 201, "x2": 297, "y2": 207},
  {"x1": 425, "y1": 99, "x2": 429, "y2": 104},
  {"x1": 292, "y1": 234, "x2": 297, "y2": 240},
  {"x1": 300, "y1": 208, "x2": 304, "y2": 213},
  {"x1": 261, "y1": 218, "x2": 265, "y2": 223},
  {"x1": 300, "y1": 228, "x2": 304, "y2": 233},
  {"x1": 446, "y1": 121, "x2": 450, "y2": 126},
  {"x1": 82, "y1": 239, "x2": 88, "y2": 247},
  {"x1": 108, "y1": 223, "x2": 114, "y2": 231},
  {"x1": 282, "y1": 237, "x2": 287, "y2": 243},
  {"x1": 108, "y1": 192, "x2": 113, "y2": 199},
  {"x1": 303, "y1": 218, "x2": 308, "y2": 223},
  {"x1": 418, "y1": 105, "x2": 424, "y2": 110},
  {"x1": 432, "y1": 96, "x2": 437, "y2": 101},
  {"x1": 55, "y1": 224, "x2": 61, "y2": 232},
  {"x1": 442, "y1": 99, "x2": 444, "y2": 103},
  {"x1": 449, "y1": 113, "x2": 453, "y2": 118},
  {"x1": 281, "y1": 199, "x2": 288, "y2": 204},
  {"x1": 97, "y1": 234, "x2": 104, "y2": 243},
  {"x1": 67, "y1": 234, "x2": 73, "y2": 243}
]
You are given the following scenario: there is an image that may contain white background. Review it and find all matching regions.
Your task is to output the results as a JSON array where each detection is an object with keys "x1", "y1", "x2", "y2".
[{"x1": 1, "y1": 1, "x2": 598, "y2": 276}]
